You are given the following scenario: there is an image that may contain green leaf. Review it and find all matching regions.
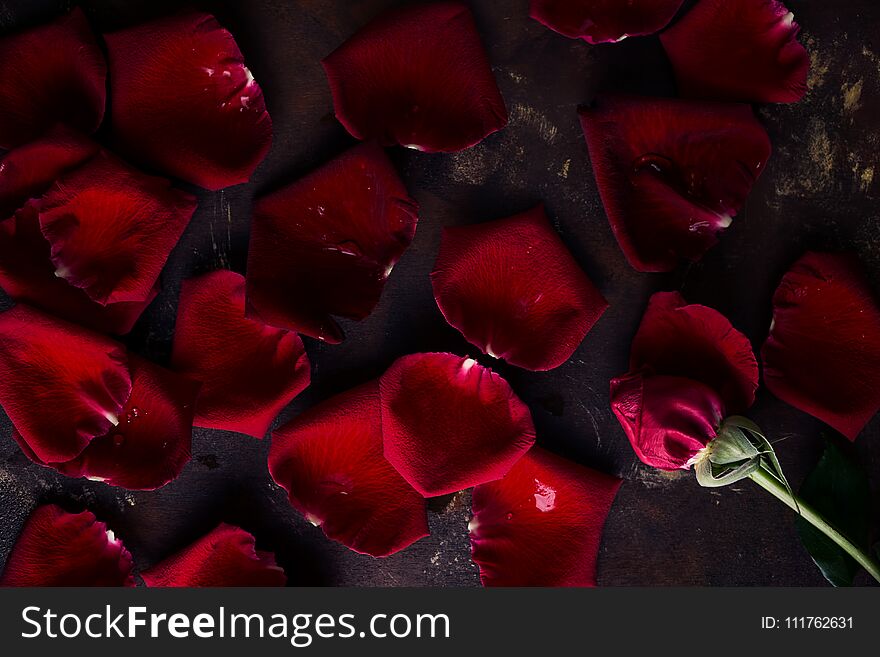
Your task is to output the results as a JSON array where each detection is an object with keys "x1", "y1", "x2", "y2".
[{"x1": 795, "y1": 441, "x2": 872, "y2": 587}]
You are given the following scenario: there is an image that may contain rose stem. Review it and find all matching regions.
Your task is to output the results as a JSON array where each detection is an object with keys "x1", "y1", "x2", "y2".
[{"x1": 749, "y1": 465, "x2": 880, "y2": 584}]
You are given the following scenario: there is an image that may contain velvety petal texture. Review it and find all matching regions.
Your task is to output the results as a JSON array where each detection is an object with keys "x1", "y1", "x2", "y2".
[
  {"x1": 0, "y1": 129, "x2": 157, "y2": 333},
  {"x1": 470, "y1": 447, "x2": 621, "y2": 586},
  {"x1": 431, "y1": 205, "x2": 607, "y2": 371},
  {"x1": 380, "y1": 353, "x2": 536, "y2": 497},
  {"x1": 0, "y1": 505, "x2": 134, "y2": 587},
  {"x1": 580, "y1": 95, "x2": 771, "y2": 272},
  {"x1": 105, "y1": 11, "x2": 272, "y2": 190},
  {"x1": 611, "y1": 293, "x2": 756, "y2": 469},
  {"x1": 611, "y1": 373, "x2": 724, "y2": 470},
  {"x1": 172, "y1": 270, "x2": 310, "y2": 438},
  {"x1": 47, "y1": 356, "x2": 200, "y2": 490},
  {"x1": 141, "y1": 524, "x2": 286, "y2": 587},
  {"x1": 0, "y1": 305, "x2": 131, "y2": 464},
  {"x1": 38, "y1": 150, "x2": 197, "y2": 305},
  {"x1": 0, "y1": 205, "x2": 158, "y2": 335},
  {"x1": 530, "y1": 0, "x2": 684, "y2": 44},
  {"x1": 660, "y1": 0, "x2": 809, "y2": 103},
  {"x1": 322, "y1": 2, "x2": 508, "y2": 152},
  {"x1": 0, "y1": 125, "x2": 99, "y2": 217},
  {"x1": 630, "y1": 292, "x2": 759, "y2": 412},
  {"x1": 247, "y1": 142, "x2": 418, "y2": 342},
  {"x1": 0, "y1": 8, "x2": 106, "y2": 149},
  {"x1": 269, "y1": 382, "x2": 428, "y2": 557},
  {"x1": 762, "y1": 252, "x2": 880, "y2": 440}
]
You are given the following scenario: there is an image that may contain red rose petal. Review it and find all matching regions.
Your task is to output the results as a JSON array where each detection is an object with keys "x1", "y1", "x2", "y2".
[
  {"x1": 0, "y1": 505, "x2": 134, "y2": 587},
  {"x1": 380, "y1": 353, "x2": 536, "y2": 497},
  {"x1": 610, "y1": 372, "x2": 724, "y2": 470},
  {"x1": 630, "y1": 292, "x2": 759, "y2": 412},
  {"x1": 246, "y1": 142, "x2": 418, "y2": 343},
  {"x1": 580, "y1": 94, "x2": 771, "y2": 272},
  {"x1": 762, "y1": 252, "x2": 880, "y2": 440},
  {"x1": 105, "y1": 11, "x2": 272, "y2": 190},
  {"x1": 38, "y1": 150, "x2": 197, "y2": 306},
  {"x1": 141, "y1": 524, "x2": 286, "y2": 587},
  {"x1": 0, "y1": 205, "x2": 158, "y2": 335},
  {"x1": 0, "y1": 8, "x2": 106, "y2": 149},
  {"x1": 172, "y1": 270, "x2": 310, "y2": 438},
  {"x1": 269, "y1": 382, "x2": 428, "y2": 557},
  {"x1": 322, "y1": 2, "x2": 508, "y2": 152},
  {"x1": 470, "y1": 447, "x2": 621, "y2": 587},
  {"x1": 0, "y1": 129, "x2": 155, "y2": 333},
  {"x1": 660, "y1": 0, "x2": 809, "y2": 103},
  {"x1": 530, "y1": 0, "x2": 684, "y2": 44},
  {"x1": 431, "y1": 205, "x2": 608, "y2": 371},
  {"x1": 0, "y1": 125, "x2": 99, "y2": 217},
  {"x1": 41, "y1": 355, "x2": 200, "y2": 490},
  {"x1": 0, "y1": 305, "x2": 131, "y2": 464}
]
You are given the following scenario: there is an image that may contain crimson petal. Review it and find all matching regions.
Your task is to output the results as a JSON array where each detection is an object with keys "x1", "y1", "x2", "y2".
[
  {"x1": 762, "y1": 252, "x2": 880, "y2": 440},
  {"x1": 38, "y1": 150, "x2": 197, "y2": 305},
  {"x1": 322, "y1": 2, "x2": 508, "y2": 152},
  {"x1": 0, "y1": 305, "x2": 131, "y2": 464},
  {"x1": 172, "y1": 270, "x2": 310, "y2": 438},
  {"x1": 660, "y1": 0, "x2": 809, "y2": 103},
  {"x1": 610, "y1": 372, "x2": 724, "y2": 470},
  {"x1": 141, "y1": 524, "x2": 286, "y2": 587},
  {"x1": 0, "y1": 206, "x2": 158, "y2": 334},
  {"x1": 0, "y1": 8, "x2": 106, "y2": 149},
  {"x1": 0, "y1": 505, "x2": 134, "y2": 587},
  {"x1": 380, "y1": 353, "x2": 536, "y2": 497},
  {"x1": 432, "y1": 205, "x2": 607, "y2": 371},
  {"x1": 246, "y1": 142, "x2": 418, "y2": 343},
  {"x1": 470, "y1": 447, "x2": 621, "y2": 587},
  {"x1": 269, "y1": 382, "x2": 428, "y2": 557},
  {"x1": 530, "y1": 0, "x2": 684, "y2": 44},
  {"x1": 105, "y1": 11, "x2": 271, "y2": 190},
  {"x1": 0, "y1": 125, "x2": 98, "y2": 217},
  {"x1": 630, "y1": 292, "x2": 758, "y2": 412},
  {"x1": 580, "y1": 94, "x2": 771, "y2": 272},
  {"x1": 40, "y1": 356, "x2": 200, "y2": 490}
]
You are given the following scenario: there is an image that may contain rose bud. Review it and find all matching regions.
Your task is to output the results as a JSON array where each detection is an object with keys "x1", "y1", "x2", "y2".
[{"x1": 611, "y1": 372, "x2": 725, "y2": 471}]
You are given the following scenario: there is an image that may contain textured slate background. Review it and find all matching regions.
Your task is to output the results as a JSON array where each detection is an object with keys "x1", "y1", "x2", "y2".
[{"x1": 1, "y1": 0, "x2": 878, "y2": 586}]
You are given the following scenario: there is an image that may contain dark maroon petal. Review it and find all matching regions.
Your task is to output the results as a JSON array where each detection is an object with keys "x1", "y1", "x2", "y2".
[
  {"x1": 269, "y1": 382, "x2": 428, "y2": 557},
  {"x1": 660, "y1": 0, "x2": 809, "y2": 103},
  {"x1": 322, "y1": 2, "x2": 508, "y2": 152},
  {"x1": 0, "y1": 505, "x2": 134, "y2": 587},
  {"x1": 0, "y1": 125, "x2": 99, "y2": 217},
  {"x1": 762, "y1": 252, "x2": 880, "y2": 440},
  {"x1": 172, "y1": 270, "x2": 310, "y2": 438},
  {"x1": 630, "y1": 291, "x2": 758, "y2": 412},
  {"x1": 530, "y1": 0, "x2": 684, "y2": 44},
  {"x1": 580, "y1": 94, "x2": 771, "y2": 272},
  {"x1": 0, "y1": 205, "x2": 157, "y2": 335},
  {"x1": 141, "y1": 524, "x2": 286, "y2": 587},
  {"x1": 38, "y1": 150, "x2": 197, "y2": 306},
  {"x1": 246, "y1": 142, "x2": 418, "y2": 342},
  {"x1": 105, "y1": 11, "x2": 271, "y2": 190},
  {"x1": 380, "y1": 353, "x2": 536, "y2": 497},
  {"x1": 470, "y1": 447, "x2": 621, "y2": 586},
  {"x1": 0, "y1": 8, "x2": 106, "y2": 149},
  {"x1": 432, "y1": 205, "x2": 607, "y2": 371},
  {"x1": 44, "y1": 356, "x2": 200, "y2": 490},
  {"x1": 0, "y1": 305, "x2": 131, "y2": 464},
  {"x1": 610, "y1": 372, "x2": 724, "y2": 470}
]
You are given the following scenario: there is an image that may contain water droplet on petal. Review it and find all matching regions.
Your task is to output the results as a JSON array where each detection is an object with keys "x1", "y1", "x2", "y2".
[{"x1": 633, "y1": 153, "x2": 673, "y2": 174}]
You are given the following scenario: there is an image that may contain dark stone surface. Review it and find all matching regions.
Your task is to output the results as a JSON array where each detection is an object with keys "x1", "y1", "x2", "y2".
[{"x1": 0, "y1": 0, "x2": 878, "y2": 586}]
